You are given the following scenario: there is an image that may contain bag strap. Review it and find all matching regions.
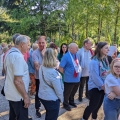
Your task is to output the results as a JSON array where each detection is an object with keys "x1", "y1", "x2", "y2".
[
  {"x1": 4, "y1": 50, "x2": 19, "y2": 77},
  {"x1": 41, "y1": 66, "x2": 54, "y2": 89}
]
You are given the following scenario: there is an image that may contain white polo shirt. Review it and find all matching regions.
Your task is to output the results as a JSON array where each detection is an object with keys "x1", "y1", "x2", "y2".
[{"x1": 4, "y1": 47, "x2": 30, "y2": 101}]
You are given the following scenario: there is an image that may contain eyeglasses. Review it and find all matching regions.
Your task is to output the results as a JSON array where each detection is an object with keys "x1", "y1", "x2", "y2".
[{"x1": 114, "y1": 66, "x2": 120, "y2": 69}]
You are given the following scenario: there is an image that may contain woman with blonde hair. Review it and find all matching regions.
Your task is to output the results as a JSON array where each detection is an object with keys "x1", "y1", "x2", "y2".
[
  {"x1": 38, "y1": 48, "x2": 64, "y2": 120},
  {"x1": 104, "y1": 58, "x2": 120, "y2": 120}
]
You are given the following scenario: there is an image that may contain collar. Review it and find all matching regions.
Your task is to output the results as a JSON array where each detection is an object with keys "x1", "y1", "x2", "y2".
[{"x1": 83, "y1": 47, "x2": 89, "y2": 52}]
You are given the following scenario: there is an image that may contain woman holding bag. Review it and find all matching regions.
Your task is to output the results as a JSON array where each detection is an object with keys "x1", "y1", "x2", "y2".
[{"x1": 38, "y1": 48, "x2": 64, "y2": 120}]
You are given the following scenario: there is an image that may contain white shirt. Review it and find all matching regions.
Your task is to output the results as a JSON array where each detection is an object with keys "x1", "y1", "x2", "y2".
[
  {"x1": 105, "y1": 73, "x2": 120, "y2": 99},
  {"x1": 107, "y1": 46, "x2": 117, "y2": 56},
  {"x1": 38, "y1": 66, "x2": 64, "y2": 102},
  {"x1": 4, "y1": 47, "x2": 30, "y2": 101},
  {"x1": 77, "y1": 48, "x2": 92, "y2": 77}
]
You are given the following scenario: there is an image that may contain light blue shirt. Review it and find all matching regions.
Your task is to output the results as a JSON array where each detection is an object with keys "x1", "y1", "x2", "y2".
[
  {"x1": 27, "y1": 48, "x2": 35, "y2": 74},
  {"x1": 88, "y1": 59, "x2": 104, "y2": 90},
  {"x1": 32, "y1": 48, "x2": 43, "y2": 79},
  {"x1": 38, "y1": 66, "x2": 64, "y2": 102},
  {"x1": 60, "y1": 52, "x2": 81, "y2": 83}
]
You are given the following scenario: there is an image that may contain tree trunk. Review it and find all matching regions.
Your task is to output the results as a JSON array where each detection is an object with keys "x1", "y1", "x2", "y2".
[
  {"x1": 40, "y1": 0, "x2": 46, "y2": 35},
  {"x1": 86, "y1": 11, "x2": 88, "y2": 38},
  {"x1": 98, "y1": 14, "x2": 102, "y2": 42},
  {"x1": 71, "y1": 18, "x2": 75, "y2": 42},
  {"x1": 114, "y1": 7, "x2": 120, "y2": 44},
  {"x1": 98, "y1": 14, "x2": 101, "y2": 41},
  {"x1": 67, "y1": 25, "x2": 69, "y2": 44}
]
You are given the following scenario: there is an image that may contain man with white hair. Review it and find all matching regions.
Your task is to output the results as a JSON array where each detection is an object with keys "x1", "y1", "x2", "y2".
[
  {"x1": 4, "y1": 35, "x2": 32, "y2": 120},
  {"x1": 59, "y1": 43, "x2": 81, "y2": 111}
]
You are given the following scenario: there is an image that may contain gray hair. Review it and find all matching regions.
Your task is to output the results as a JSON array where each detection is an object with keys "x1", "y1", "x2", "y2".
[
  {"x1": 68, "y1": 43, "x2": 78, "y2": 49},
  {"x1": 15, "y1": 35, "x2": 30, "y2": 45},
  {"x1": 32, "y1": 43, "x2": 38, "y2": 50},
  {"x1": 12, "y1": 33, "x2": 21, "y2": 44}
]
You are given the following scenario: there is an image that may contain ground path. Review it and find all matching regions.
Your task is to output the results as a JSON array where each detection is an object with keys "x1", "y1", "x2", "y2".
[{"x1": 0, "y1": 76, "x2": 104, "y2": 120}]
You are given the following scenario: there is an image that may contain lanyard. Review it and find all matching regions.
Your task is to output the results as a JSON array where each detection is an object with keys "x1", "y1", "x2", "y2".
[{"x1": 69, "y1": 51, "x2": 78, "y2": 69}]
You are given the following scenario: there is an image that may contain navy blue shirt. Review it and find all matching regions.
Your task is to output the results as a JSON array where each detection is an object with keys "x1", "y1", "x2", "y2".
[{"x1": 60, "y1": 52, "x2": 81, "y2": 83}]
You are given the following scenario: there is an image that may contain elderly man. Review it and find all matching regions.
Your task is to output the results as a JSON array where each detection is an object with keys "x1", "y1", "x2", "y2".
[
  {"x1": 59, "y1": 43, "x2": 81, "y2": 111},
  {"x1": 32, "y1": 36, "x2": 47, "y2": 117},
  {"x1": 77, "y1": 39, "x2": 93, "y2": 102},
  {"x1": 4, "y1": 35, "x2": 32, "y2": 120}
]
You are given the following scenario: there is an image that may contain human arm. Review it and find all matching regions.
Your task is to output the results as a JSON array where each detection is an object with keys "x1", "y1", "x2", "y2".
[
  {"x1": 32, "y1": 51, "x2": 40, "y2": 71},
  {"x1": 90, "y1": 60, "x2": 104, "y2": 89},
  {"x1": 59, "y1": 55, "x2": 67, "y2": 74},
  {"x1": 13, "y1": 56, "x2": 30, "y2": 108},
  {"x1": 34, "y1": 62, "x2": 40, "y2": 71},
  {"x1": 50, "y1": 71, "x2": 64, "y2": 102},
  {"x1": 59, "y1": 66, "x2": 64, "y2": 73},
  {"x1": 14, "y1": 76, "x2": 30, "y2": 108},
  {"x1": 107, "y1": 91, "x2": 117, "y2": 100},
  {"x1": 106, "y1": 76, "x2": 120, "y2": 98},
  {"x1": 111, "y1": 86, "x2": 120, "y2": 97}
]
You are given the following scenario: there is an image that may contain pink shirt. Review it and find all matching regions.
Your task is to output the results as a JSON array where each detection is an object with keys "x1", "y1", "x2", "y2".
[{"x1": 23, "y1": 52, "x2": 29, "y2": 62}]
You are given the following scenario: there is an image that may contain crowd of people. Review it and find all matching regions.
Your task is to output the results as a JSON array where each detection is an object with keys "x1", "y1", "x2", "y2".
[{"x1": 0, "y1": 33, "x2": 120, "y2": 120}]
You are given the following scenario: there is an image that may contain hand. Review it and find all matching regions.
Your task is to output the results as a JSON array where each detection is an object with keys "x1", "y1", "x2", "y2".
[
  {"x1": 41, "y1": 48, "x2": 46, "y2": 56},
  {"x1": 101, "y1": 85, "x2": 105, "y2": 90},
  {"x1": 24, "y1": 95, "x2": 31, "y2": 108},
  {"x1": 108, "y1": 92, "x2": 117, "y2": 100}
]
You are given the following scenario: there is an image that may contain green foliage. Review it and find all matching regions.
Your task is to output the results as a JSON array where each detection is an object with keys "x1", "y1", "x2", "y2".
[{"x1": 1, "y1": 0, "x2": 120, "y2": 47}]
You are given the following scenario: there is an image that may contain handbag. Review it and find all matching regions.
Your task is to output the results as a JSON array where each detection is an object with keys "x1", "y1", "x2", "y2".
[{"x1": 1, "y1": 86, "x2": 5, "y2": 96}]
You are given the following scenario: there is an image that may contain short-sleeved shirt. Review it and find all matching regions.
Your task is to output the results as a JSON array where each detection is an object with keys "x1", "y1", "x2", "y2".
[
  {"x1": 105, "y1": 73, "x2": 120, "y2": 99},
  {"x1": 32, "y1": 48, "x2": 43, "y2": 79},
  {"x1": 4, "y1": 47, "x2": 30, "y2": 101},
  {"x1": 107, "y1": 46, "x2": 117, "y2": 57},
  {"x1": 59, "y1": 52, "x2": 81, "y2": 83}
]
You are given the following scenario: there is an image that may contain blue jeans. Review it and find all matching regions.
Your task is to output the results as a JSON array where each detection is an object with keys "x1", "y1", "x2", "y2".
[
  {"x1": 103, "y1": 95, "x2": 120, "y2": 120},
  {"x1": 40, "y1": 98, "x2": 60, "y2": 120}
]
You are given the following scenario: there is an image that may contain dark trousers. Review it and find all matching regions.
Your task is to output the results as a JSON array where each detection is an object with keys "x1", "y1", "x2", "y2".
[
  {"x1": 63, "y1": 82, "x2": 79, "y2": 106},
  {"x1": 35, "y1": 79, "x2": 41, "y2": 110},
  {"x1": 40, "y1": 98, "x2": 60, "y2": 120},
  {"x1": 83, "y1": 88, "x2": 104, "y2": 120},
  {"x1": 79, "y1": 76, "x2": 89, "y2": 99},
  {"x1": 9, "y1": 100, "x2": 28, "y2": 120}
]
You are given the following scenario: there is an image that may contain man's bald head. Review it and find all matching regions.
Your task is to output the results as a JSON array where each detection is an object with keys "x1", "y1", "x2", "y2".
[{"x1": 68, "y1": 43, "x2": 78, "y2": 54}]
